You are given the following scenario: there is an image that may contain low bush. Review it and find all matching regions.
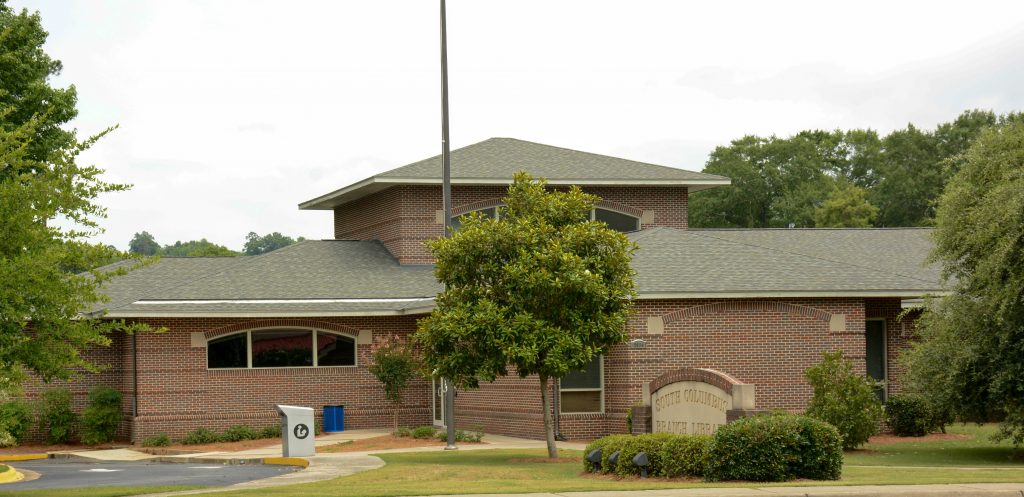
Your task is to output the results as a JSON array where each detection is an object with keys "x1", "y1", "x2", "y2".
[
  {"x1": 39, "y1": 388, "x2": 77, "y2": 444},
  {"x1": 259, "y1": 425, "x2": 281, "y2": 439},
  {"x1": 0, "y1": 399, "x2": 33, "y2": 443},
  {"x1": 411, "y1": 426, "x2": 437, "y2": 439},
  {"x1": 0, "y1": 431, "x2": 15, "y2": 448},
  {"x1": 583, "y1": 433, "x2": 709, "y2": 478},
  {"x1": 805, "y1": 351, "x2": 883, "y2": 449},
  {"x1": 221, "y1": 425, "x2": 259, "y2": 442},
  {"x1": 434, "y1": 429, "x2": 484, "y2": 443},
  {"x1": 657, "y1": 434, "x2": 710, "y2": 478},
  {"x1": 885, "y1": 395, "x2": 932, "y2": 437},
  {"x1": 181, "y1": 427, "x2": 220, "y2": 445},
  {"x1": 704, "y1": 414, "x2": 842, "y2": 482},
  {"x1": 80, "y1": 386, "x2": 123, "y2": 445},
  {"x1": 142, "y1": 434, "x2": 171, "y2": 447},
  {"x1": 393, "y1": 426, "x2": 412, "y2": 438}
]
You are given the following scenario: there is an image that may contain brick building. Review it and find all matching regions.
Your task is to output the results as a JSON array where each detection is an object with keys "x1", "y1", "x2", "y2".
[{"x1": 31, "y1": 138, "x2": 942, "y2": 443}]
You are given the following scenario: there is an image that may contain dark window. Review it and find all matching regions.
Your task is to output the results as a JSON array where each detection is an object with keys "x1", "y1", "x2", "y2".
[
  {"x1": 251, "y1": 329, "x2": 313, "y2": 368},
  {"x1": 208, "y1": 333, "x2": 247, "y2": 369},
  {"x1": 594, "y1": 208, "x2": 639, "y2": 232},
  {"x1": 317, "y1": 332, "x2": 356, "y2": 366},
  {"x1": 561, "y1": 355, "x2": 602, "y2": 413},
  {"x1": 866, "y1": 320, "x2": 886, "y2": 401}
]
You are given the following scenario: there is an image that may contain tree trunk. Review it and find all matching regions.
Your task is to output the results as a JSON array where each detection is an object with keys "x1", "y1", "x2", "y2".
[
  {"x1": 539, "y1": 374, "x2": 558, "y2": 458},
  {"x1": 393, "y1": 401, "x2": 399, "y2": 433}
]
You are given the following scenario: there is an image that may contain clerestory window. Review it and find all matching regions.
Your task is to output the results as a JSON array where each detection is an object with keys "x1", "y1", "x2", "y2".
[
  {"x1": 207, "y1": 328, "x2": 356, "y2": 369},
  {"x1": 452, "y1": 206, "x2": 640, "y2": 233}
]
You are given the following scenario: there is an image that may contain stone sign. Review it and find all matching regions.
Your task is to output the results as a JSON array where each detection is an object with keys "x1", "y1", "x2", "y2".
[{"x1": 641, "y1": 368, "x2": 758, "y2": 436}]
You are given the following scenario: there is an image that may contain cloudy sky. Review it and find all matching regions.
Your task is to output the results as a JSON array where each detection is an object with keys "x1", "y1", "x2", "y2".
[{"x1": 15, "y1": 0, "x2": 1024, "y2": 250}]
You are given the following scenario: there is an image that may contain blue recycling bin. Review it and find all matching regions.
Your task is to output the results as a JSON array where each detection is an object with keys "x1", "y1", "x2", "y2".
[{"x1": 323, "y1": 405, "x2": 345, "y2": 433}]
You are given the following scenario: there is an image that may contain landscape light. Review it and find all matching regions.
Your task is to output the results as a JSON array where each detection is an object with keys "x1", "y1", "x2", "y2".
[
  {"x1": 586, "y1": 448, "x2": 602, "y2": 470},
  {"x1": 632, "y1": 451, "x2": 650, "y2": 478}
]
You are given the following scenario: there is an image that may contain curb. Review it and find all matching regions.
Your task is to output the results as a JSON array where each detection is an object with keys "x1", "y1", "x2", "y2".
[
  {"x1": 262, "y1": 457, "x2": 309, "y2": 468},
  {"x1": 0, "y1": 465, "x2": 24, "y2": 484},
  {"x1": 0, "y1": 454, "x2": 47, "y2": 462}
]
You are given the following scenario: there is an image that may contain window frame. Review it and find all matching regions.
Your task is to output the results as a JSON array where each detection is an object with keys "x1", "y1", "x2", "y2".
[
  {"x1": 206, "y1": 327, "x2": 358, "y2": 370},
  {"x1": 559, "y1": 355, "x2": 604, "y2": 414},
  {"x1": 591, "y1": 207, "x2": 641, "y2": 232}
]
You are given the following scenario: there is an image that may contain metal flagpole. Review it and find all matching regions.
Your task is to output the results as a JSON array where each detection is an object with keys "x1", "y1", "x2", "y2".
[{"x1": 440, "y1": 0, "x2": 457, "y2": 451}]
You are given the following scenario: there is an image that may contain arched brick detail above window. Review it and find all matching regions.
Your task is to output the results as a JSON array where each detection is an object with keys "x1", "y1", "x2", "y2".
[
  {"x1": 203, "y1": 319, "x2": 361, "y2": 341},
  {"x1": 452, "y1": 198, "x2": 503, "y2": 216},
  {"x1": 660, "y1": 301, "x2": 833, "y2": 326},
  {"x1": 596, "y1": 200, "x2": 643, "y2": 218}
]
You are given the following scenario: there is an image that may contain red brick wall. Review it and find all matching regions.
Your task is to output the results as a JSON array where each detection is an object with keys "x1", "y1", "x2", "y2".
[
  {"x1": 453, "y1": 297, "x2": 903, "y2": 441},
  {"x1": 334, "y1": 184, "x2": 689, "y2": 264}
]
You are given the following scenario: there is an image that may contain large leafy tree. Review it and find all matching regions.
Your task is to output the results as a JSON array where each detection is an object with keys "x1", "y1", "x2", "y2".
[
  {"x1": 0, "y1": 3, "x2": 144, "y2": 387},
  {"x1": 904, "y1": 121, "x2": 1024, "y2": 444},
  {"x1": 161, "y1": 239, "x2": 239, "y2": 257},
  {"x1": 128, "y1": 231, "x2": 160, "y2": 256},
  {"x1": 415, "y1": 173, "x2": 637, "y2": 458}
]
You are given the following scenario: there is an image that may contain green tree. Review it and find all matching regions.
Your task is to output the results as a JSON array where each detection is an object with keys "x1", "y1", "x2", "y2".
[
  {"x1": 415, "y1": 173, "x2": 637, "y2": 458},
  {"x1": 813, "y1": 182, "x2": 879, "y2": 228},
  {"x1": 243, "y1": 231, "x2": 302, "y2": 255},
  {"x1": 0, "y1": 2, "x2": 78, "y2": 167},
  {"x1": 160, "y1": 239, "x2": 239, "y2": 257},
  {"x1": 804, "y1": 351, "x2": 882, "y2": 449},
  {"x1": 368, "y1": 337, "x2": 420, "y2": 431},
  {"x1": 128, "y1": 231, "x2": 160, "y2": 256},
  {"x1": 0, "y1": 120, "x2": 144, "y2": 384},
  {"x1": 908, "y1": 121, "x2": 1024, "y2": 444}
]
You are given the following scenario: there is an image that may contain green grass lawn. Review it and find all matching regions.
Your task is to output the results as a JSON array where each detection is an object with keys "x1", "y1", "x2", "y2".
[
  {"x1": 845, "y1": 423, "x2": 1024, "y2": 467},
  {"x1": 2, "y1": 424, "x2": 1022, "y2": 497}
]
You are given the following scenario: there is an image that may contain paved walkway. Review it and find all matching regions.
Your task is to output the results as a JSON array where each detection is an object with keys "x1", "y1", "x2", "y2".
[{"x1": 10, "y1": 430, "x2": 1024, "y2": 497}]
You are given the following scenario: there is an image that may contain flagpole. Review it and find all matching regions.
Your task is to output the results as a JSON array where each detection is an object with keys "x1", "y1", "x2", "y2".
[{"x1": 440, "y1": 0, "x2": 457, "y2": 451}]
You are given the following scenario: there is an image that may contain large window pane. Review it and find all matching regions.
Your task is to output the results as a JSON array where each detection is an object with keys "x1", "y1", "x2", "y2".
[
  {"x1": 561, "y1": 355, "x2": 601, "y2": 389},
  {"x1": 595, "y1": 208, "x2": 639, "y2": 232},
  {"x1": 251, "y1": 329, "x2": 313, "y2": 368},
  {"x1": 451, "y1": 207, "x2": 496, "y2": 231},
  {"x1": 208, "y1": 333, "x2": 247, "y2": 369},
  {"x1": 317, "y1": 332, "x2": 356, "y2": 366},
  {"x1": 561, "y1": 391, "x2": 601, "y2": 413}
]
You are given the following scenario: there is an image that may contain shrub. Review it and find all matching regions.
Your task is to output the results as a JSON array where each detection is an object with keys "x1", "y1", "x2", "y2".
[
  {"x1": 0, "y1": 431, "x2": 15, "y2": 448},
  {"x1": 657, "y1": 434, "x2": 710, "y2": 478},
  {"x1": 221, "y1": 425, "x2": 259, "y2": 442},
  {"x1": 393, "y1": 427, "x2": 412, "y2": 438},
  {"x1": 182, "y1": 427, "x2": 220, "y2": 445},
  {"x1": 39, "y1": 388, "x2": 77, "y2": 444},
  {"x1": 259, "y1": 425, "x2": 281, "y2": 439},
  {"x1": 704, "y1": 414, "x2": 842, "y2": 482},
  {"x1": 411, "y1": 426, "x2": 436, "y2": 439},
  {"x1": 80, "y1": 386, "x2": 123, "y2": 445},
  {"x1": 614, "y1": 433, "x2": 674, "y2": 477},
  {"x1": 885, "y1": 395, "x2": 932, "y2": 437},
  {"x1": 805, "y1": 351, "x2": 883, "y2": 449},
  {"x1": 0, "y1": 399, "x2": 33, "y2": 443},
  {"x1": 142, "y1": 434, "x2": 171, "y2": 447},
  {"x1": 582, "y1": 434, "x2": 631, "y2": 473},
  {"x1": 434, "y1": 429, "x2": 484, "y2": 443}
]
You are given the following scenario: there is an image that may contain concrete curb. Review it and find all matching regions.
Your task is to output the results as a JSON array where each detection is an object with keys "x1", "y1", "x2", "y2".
[
  {"x1": 0, "y1": 465, "x2": 25, "y2": 484},
  {"x1": 0, "y1": 454, "x2": 47, "y2": 462},
  {"x1": 262, "y1": 457, "x2": 309, "y2": 468}
]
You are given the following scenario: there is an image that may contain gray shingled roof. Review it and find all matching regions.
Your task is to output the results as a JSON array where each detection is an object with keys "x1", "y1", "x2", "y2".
[
  {"x1": 95, "y1": 240, "x2": 441, "y2": 318},
  {"x1": 630, "y1": 228, "x2": 943, "y2": 297},
  {"x1": 300, "y1": 138, "x2": 730, "y2": 210}
]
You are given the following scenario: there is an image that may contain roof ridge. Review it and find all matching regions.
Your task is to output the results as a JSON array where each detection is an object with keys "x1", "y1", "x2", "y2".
[{"x1": 687, "y1": 230, "x2": 941, "y2": 286}]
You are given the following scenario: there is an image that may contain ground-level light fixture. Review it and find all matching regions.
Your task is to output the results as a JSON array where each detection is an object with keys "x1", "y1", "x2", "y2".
[{"x1": 632, "y1": 451, "x2": 650, "y2": 478}]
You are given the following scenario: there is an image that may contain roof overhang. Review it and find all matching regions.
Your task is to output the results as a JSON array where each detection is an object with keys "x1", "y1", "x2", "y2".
[
  {"x1": 299, "y1": 176, "x2": 731, "y2": 210},
  {"x1": 637, "y1": 290, "x2": 948, "y2": 299}
]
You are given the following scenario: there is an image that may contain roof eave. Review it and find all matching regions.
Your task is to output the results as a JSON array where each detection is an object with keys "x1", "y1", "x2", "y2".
[
  {"x1": 300, "y1": 177, "x2": 732, "y2": 210},
  {"x1": 638, "y1": 290, "x2": 948, "y2": 299}
]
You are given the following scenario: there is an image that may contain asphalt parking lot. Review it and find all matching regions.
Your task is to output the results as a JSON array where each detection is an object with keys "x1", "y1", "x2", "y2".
[{"x1": 3, "y1": 458, "x2": 299, "y2": 490}]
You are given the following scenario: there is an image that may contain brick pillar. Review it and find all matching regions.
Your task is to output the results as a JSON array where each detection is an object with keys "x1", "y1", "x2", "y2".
[{"x1": 630, "y1": 405, "x2": 652, "y2": 434}]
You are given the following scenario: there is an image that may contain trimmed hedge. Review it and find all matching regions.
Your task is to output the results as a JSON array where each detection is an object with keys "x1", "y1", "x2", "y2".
[
  {"x1": 583, "y1": 433, "x2": 709, "y2": 478},
  {"x1": 885, "y1": 395, "x2": 932, "y2": 437},
  {"x1": 704, "y1": 414, "x2": 842, "y2": 482}
]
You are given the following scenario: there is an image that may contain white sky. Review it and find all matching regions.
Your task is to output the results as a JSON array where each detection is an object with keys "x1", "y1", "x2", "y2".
[{"x1": 14, "y1": 0, "x2": 1024, "y2": 250}]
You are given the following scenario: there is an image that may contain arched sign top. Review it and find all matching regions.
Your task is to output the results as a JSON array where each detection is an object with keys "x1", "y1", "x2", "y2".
[{"x1": 649, "y1": 368, "x2": 756, "y2": 436}]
